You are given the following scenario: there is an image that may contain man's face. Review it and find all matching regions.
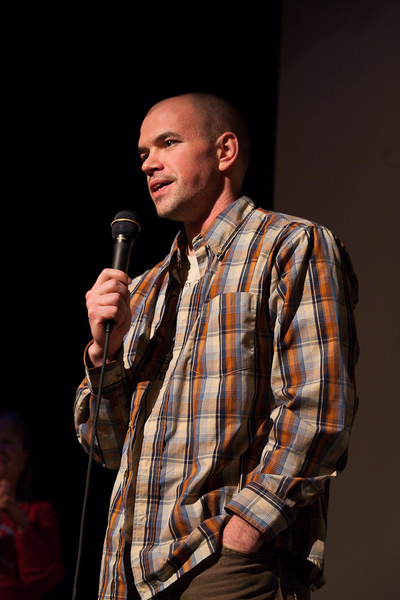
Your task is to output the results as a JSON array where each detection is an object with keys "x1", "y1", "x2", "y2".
[{"x1": 138, "y1": 97, "x2": 222, "y2": 226}]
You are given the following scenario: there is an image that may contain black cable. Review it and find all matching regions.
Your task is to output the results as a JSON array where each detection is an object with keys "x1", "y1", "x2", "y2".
[{"x1": 72, "y1": 323, "x2": 113, "y2": 600}]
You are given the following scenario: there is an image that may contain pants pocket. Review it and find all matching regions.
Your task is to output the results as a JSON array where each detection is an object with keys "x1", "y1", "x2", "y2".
[{"x1": 173, "y1": 548, "x2": 280, "y2": 600}]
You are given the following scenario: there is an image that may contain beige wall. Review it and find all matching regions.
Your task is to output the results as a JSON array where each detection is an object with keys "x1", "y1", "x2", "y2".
[{"x1": 274, "y1": 2, "x2": 400, "y2": 597}]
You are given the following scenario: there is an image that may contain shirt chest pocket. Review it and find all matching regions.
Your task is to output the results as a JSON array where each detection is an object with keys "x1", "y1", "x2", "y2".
[{"x1": 189, "y1": 292, "x2": 257, "y2": 378}]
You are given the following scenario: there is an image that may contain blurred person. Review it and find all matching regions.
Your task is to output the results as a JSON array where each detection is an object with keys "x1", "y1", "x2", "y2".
[{"x1": 0, "y1": 410, "x2": 64, "y2": 599}]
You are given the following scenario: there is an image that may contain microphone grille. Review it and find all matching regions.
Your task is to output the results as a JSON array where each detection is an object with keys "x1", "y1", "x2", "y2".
[{"x1": 111, "y1": 210, "x2": 141, "y2": 241}]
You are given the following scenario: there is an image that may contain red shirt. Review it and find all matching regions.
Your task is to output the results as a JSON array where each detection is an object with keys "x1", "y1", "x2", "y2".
[{"x1": 0, "y1": 500, "x2": 64, "y2": 600}]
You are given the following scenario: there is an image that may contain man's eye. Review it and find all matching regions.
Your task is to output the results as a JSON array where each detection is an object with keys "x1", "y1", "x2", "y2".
[{"x1": 164, "y1": 140, "x2": 175, "y2": 147}]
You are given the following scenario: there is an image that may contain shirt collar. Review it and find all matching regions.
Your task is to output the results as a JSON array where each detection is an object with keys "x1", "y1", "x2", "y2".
[
  {"x1": 166, "y1": 196, "x2": 256, "y2": 269},
  {"x1": 193, "y1": 196, "x2": 255, "y2": 260}
]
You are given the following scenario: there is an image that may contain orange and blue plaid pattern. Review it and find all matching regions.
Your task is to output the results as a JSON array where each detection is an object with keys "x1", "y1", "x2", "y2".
[{"x1": 75, "y1": 197, "x2": 359, "y2": 599}]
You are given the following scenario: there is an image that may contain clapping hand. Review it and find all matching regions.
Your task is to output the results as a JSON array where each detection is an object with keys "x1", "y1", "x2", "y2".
[{"x1": 0, "y1": 480, "x2": 30, "y2": 530}]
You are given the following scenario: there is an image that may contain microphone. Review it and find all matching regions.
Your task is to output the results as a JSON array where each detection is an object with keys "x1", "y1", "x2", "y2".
[
  {"x1": 105, "y1": 210, "x2": 141, "y2": 335},
  {"x1": 110, "y1": 209, "x2": 141, "y2": 273}
]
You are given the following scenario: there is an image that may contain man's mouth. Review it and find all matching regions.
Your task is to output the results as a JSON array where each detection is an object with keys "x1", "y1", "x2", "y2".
[{"x1": 150, "y1": 180, "x2": 173, "y2": 195}]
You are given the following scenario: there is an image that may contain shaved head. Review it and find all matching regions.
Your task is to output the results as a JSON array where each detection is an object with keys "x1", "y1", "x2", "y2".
[{"x1": 147, "y1": 93, "x2": 251, "y2": 178}]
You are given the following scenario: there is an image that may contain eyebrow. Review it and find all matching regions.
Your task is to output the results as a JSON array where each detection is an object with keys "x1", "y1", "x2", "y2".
[{"x1": 137, "y1": 131, "x2": 183, "y2": 155}]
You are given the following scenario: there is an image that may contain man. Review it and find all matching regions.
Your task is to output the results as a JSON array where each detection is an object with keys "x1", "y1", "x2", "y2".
[{"x1": 75, "y1": 93, "x2": 359, "y2": 600}]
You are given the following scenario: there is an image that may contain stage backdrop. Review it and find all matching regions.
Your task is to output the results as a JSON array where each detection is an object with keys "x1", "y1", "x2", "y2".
[{"x1": 274, "y1": 2, "x2": 400, "y2": 598}]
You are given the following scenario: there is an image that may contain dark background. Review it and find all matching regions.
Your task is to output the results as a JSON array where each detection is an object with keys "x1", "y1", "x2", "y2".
[{"x1": 3, "y1": 2, "x2": 282, "y2": 598}]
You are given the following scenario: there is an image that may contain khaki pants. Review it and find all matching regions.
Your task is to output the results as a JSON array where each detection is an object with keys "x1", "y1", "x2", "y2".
[{"x1": 127, "y1": 546, "x2": 311, "y2": 600}]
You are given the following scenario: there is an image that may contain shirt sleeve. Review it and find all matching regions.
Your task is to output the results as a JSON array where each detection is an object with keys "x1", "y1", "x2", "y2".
[
  {"x1": 74, "y1": 343, "x2": 133, "y2": 469},
  {"x1": 14, "y1": 501, "x2": 64, "y2": 593},
  {"x1": 225, "y1": 224, "x2": 359, "y2": 542}
]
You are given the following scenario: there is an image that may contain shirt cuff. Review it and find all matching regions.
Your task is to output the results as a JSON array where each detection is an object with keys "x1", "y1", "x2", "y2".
[
  {"x1": 225, "y1": 480, "x2": 294, "y2": 543},
  {"x1": 83, "y1": 341, "x2": 125, "y2": 393}
]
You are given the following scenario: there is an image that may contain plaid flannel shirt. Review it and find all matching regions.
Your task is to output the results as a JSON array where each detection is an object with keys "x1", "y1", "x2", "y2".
[{"x1": 75, "y1": 197, "x2": 359, "y2": 599}]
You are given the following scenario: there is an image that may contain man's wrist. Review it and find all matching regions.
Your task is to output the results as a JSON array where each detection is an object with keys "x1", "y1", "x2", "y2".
[
  {"x1": 87, "y1": 340, "x2": 122, "y2": 368},
  {"x1": 222, "y1": 514, "x2": 265, "y2": 552}
]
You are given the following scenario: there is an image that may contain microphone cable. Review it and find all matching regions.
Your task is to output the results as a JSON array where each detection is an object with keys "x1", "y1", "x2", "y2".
[{"x1": 72, "y1": 327, "x2": 112, "y2": 600}]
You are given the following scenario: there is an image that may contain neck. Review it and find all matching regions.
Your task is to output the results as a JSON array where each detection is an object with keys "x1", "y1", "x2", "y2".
[{"x1": 184, "y1": 191, "x2": 239, "y2": 253}]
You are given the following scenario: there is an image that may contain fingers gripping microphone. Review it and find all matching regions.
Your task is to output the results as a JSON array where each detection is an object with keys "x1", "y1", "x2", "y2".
[{"x1": 110, "y1": 209, "x2": 141, "y2": 273}]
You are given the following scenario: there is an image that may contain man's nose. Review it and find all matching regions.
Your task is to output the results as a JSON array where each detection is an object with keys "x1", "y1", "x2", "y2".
[{"x1": 141, "y1": 150, "x2": 163, "y2": 175}]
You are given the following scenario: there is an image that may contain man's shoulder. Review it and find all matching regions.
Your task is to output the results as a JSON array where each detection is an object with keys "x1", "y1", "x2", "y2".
[
  {"x1": 239, "y1": 201, "x2": 346, "y2": 260},
  {"x1": 243, "y1": 201, "x2": 321, "y2": 242},
  {"x1": 250, "y1": 203, "x2": 317, "y2": 230}
]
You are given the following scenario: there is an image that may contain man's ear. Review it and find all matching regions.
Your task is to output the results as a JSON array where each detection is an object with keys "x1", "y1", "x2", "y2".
[{"x1": 216, "y1": 132, "x2": 239, "y2": 172}]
